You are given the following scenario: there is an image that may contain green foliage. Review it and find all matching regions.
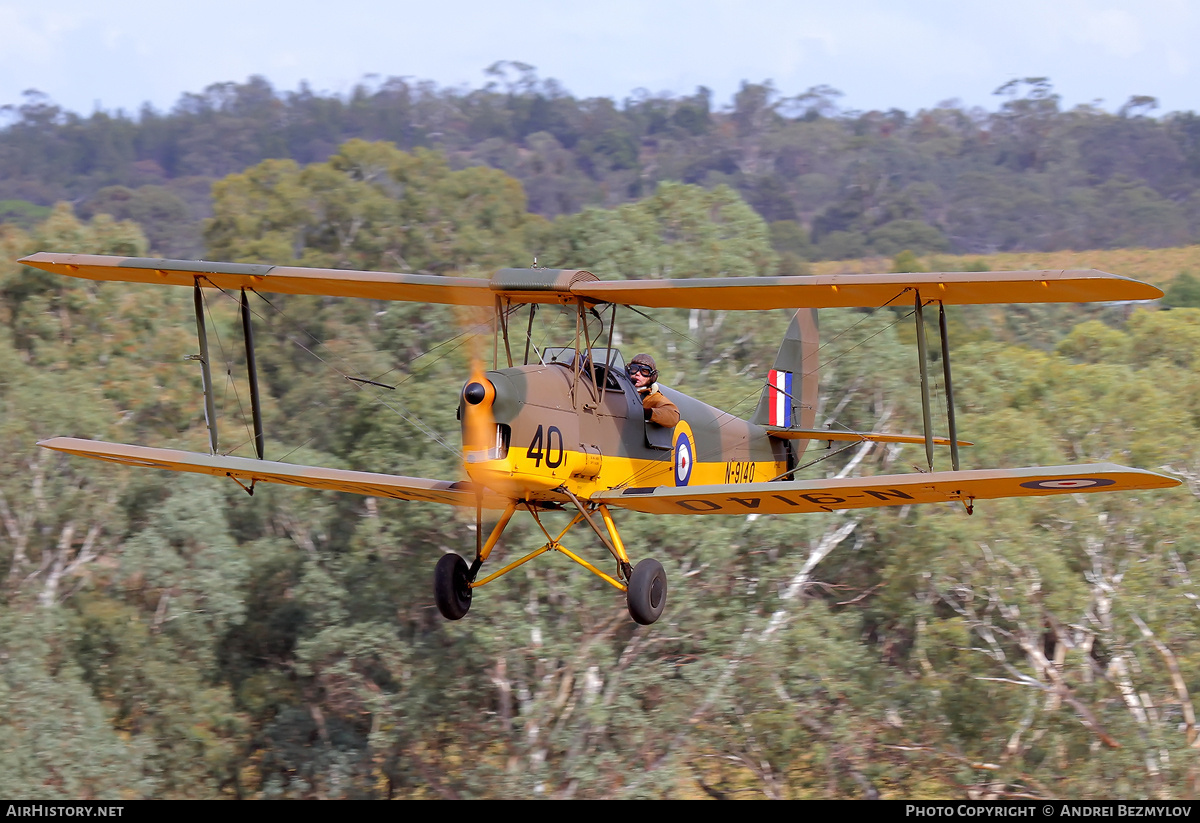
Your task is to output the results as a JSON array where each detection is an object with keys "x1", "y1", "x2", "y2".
[
  {"x1": 10, "y1": 73, "x2": 1200, "y2": 259},
  {"x1": 1056, "y1": 319, "x2": 1132, "y2": 364},
  {"x1": 1127, "y1": 308, "x2": 1200, "y2": 368},
  {"x1": 80, "y1": 185, "x2": 199, "y2": 257},
  {"x1": 0, "y1": 610, "x2": 147, "y2": 798},
  {"x1": 5, "y1": 164, "x2": 1200, "y2": 799},
  {"x1": 0, "y1": 199, "x2": 52, "y2": 230},
  {"x1": 768, "y1": 219, "x2": 813, "y2": 259},
  {"x1": 869, "y1": 221, "x2": 948, "y2": 257},
  {"x1": 815, "y1": 230, "x2": 867, "y2": 261},
  {"x1": 892, "y1": 249, "x2": 924, "y2": 273},
  {"x1": 205, "y1": 140, "x2": 532, "y2": 273},
  {"x1": 776, "y1": 252, "x2": 812, "y2": 276},
  {"x1": 1162, "y1": 271, "x2": 1200, "y2": 308}
]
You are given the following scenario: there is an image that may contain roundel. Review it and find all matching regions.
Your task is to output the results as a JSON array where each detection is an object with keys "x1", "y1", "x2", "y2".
[
  {"x1": 1019, "y1": 478, "x2": 1116, "y2": 490},
  {"x1": 674, "y1": 426, "x2": 694, "y2": 487}
]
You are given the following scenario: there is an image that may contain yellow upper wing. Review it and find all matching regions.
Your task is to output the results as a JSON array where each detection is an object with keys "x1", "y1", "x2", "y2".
[
  {"x1": 574, "y1": 270, "x2": 1163, "y2": 309},
  {"x1": 20, "y1": 253, "x2": 1161, "y2": 309},
  {"x1": 19, "y1": 253, "x2": 495, "y2": 305},
  {"x1": 39, "y1": 437, "x2": 507, "y2": 508},
  {"x1": 592, "y1": 464, "x2": 1179, "y2": 515}
]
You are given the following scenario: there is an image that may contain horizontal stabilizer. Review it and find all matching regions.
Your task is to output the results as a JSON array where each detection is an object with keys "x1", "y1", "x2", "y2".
[
  {"x1": 766, "y1": 427, "x2": 973, "y2": 446},
  {"x1": 38, "y1": 437, "x2": 507, "y2": 508},
  {"x1": 593, "y1": 463, "x2": 1178, "y2": 516}
]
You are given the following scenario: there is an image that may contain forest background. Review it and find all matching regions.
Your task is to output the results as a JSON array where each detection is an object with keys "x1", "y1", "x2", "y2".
[{"x1": 4, "y1": 69, "x2": 1200, "y2": 799}]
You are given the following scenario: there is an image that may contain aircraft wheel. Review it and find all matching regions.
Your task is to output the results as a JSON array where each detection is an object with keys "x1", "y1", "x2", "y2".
[
  {"x1": 434, "y1": 553, "x2": 473, "y2": 620},
  {"x1": 627, "y1": 558, "x2": 667, "y2": 625}
]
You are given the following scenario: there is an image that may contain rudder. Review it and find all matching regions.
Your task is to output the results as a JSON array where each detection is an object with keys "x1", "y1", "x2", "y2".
[{"x1": 750, "y1": 308, "x2": 819, "y2": 440}]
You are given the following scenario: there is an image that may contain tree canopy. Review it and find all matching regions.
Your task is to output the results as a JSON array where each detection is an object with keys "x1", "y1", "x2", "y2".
[
  {"x1": 5, "y1": 73, "x2": 1200, "y2": 262},
  {"x1": 2, "y1": 125, "x2": 1200, "y2": 798}
]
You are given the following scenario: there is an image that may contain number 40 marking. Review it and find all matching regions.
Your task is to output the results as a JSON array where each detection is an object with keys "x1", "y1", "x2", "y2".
[{"x1": 528, "y1": 425, "x2": 564, "y2": 468}]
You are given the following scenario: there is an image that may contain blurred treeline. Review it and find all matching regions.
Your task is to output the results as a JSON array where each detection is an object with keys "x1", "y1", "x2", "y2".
[
  {"x1": 2, "y1": 79, "x2": 1200, "y2": 799},
  {"x1": 5, "y1": 68, "x2": 1200, "y2": 265}
]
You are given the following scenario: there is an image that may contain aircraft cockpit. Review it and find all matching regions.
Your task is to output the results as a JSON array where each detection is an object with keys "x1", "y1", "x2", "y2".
[{"x1": 541, "y1": 346, "x2": 627, "y2": 391}]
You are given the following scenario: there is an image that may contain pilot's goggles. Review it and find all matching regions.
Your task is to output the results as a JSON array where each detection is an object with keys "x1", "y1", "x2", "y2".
[{"x1": 627, "y1": 364, "x2": 655, "y2": 377}]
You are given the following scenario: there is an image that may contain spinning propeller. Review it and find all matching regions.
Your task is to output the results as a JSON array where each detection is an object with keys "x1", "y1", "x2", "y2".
[{"x1": 454, "y1": 305, "x2": 502, "y2": 572}]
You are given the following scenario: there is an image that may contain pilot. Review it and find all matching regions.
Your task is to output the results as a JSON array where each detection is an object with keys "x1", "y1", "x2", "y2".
[{"x1": 627, "y1": 353, "x2": 680, "y2": 428}]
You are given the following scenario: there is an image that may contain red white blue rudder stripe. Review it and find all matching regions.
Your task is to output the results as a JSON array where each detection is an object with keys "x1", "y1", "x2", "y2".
[{"x1": 768, "y1": 369, "x2": 792, "y2": 427}]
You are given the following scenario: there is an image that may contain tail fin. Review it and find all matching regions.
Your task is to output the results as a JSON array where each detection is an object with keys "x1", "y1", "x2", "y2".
[{"x1": 751, "y1": 308, "x2": 819, "y2": 434}]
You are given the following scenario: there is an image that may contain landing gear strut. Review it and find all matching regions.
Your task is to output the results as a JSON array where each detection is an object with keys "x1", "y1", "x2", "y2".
[{"x1": 430, "y1": 498, "x2": 669, "y2": 625}]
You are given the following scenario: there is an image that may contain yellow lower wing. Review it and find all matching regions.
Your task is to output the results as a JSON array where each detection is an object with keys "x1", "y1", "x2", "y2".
[
  {"x1": 593, "y1": 464, "x2": 1179, "y2": 515},
  {"x1": 39, "y1": 437, "x2": 506, "y2": 508}
]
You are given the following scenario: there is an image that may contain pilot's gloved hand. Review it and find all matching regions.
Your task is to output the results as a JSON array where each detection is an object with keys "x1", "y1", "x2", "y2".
[{"x1": 643, "y1": 408, "x2": 653, "y2": 422}]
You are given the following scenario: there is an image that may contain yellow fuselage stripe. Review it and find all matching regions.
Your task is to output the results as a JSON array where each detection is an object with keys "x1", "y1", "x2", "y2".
[{"x1": 468, "y1": 446, "x2": 786, "y2": 501}]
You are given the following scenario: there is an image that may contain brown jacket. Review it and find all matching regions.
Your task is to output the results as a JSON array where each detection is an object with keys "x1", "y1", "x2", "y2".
[{"x1": 641, "y1": 385, "x2": 681, "y2": 428}]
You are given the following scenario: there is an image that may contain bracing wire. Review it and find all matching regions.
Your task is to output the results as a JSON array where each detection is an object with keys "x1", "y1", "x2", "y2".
[
  {"x1": 362, "y1": 303, "x2": 522, "y2": 390},
  {"x1": 612, "y1": 288, "x2": 916, "y2": 489},
  {"x1": 199, "y1": 286, "x2": 256, "y2": 456},
  {"x1": 624, "y1": 304, "x2": 703, "y2": 350},
  {"x1": 203, "y1": 281, "x2": 465, "y2": 460}
]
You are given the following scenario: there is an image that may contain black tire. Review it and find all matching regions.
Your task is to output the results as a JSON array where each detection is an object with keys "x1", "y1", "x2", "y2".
[
  {"x1": 434, "y1": 553, "x2": 472, "y2": 620},
  {"x1": 627, "y1": 558, "x2": 667, "y2": 625}
]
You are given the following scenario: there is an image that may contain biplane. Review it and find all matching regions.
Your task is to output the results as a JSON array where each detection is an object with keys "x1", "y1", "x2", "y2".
[{"x1": 18, "y1": 252, "x2": 1181, "y2": 625}]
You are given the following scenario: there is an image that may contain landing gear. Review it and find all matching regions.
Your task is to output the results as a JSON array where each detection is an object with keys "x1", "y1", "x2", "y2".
[
  {"x1": 431, "y1": 499, "x2": 669, "y2": 625},
  {"x1": 434, "y1": 553, "x2": 473, "y2": 620},
  {"x1": 626, "y1": 558, "x2": 667, "y2": 625}
]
